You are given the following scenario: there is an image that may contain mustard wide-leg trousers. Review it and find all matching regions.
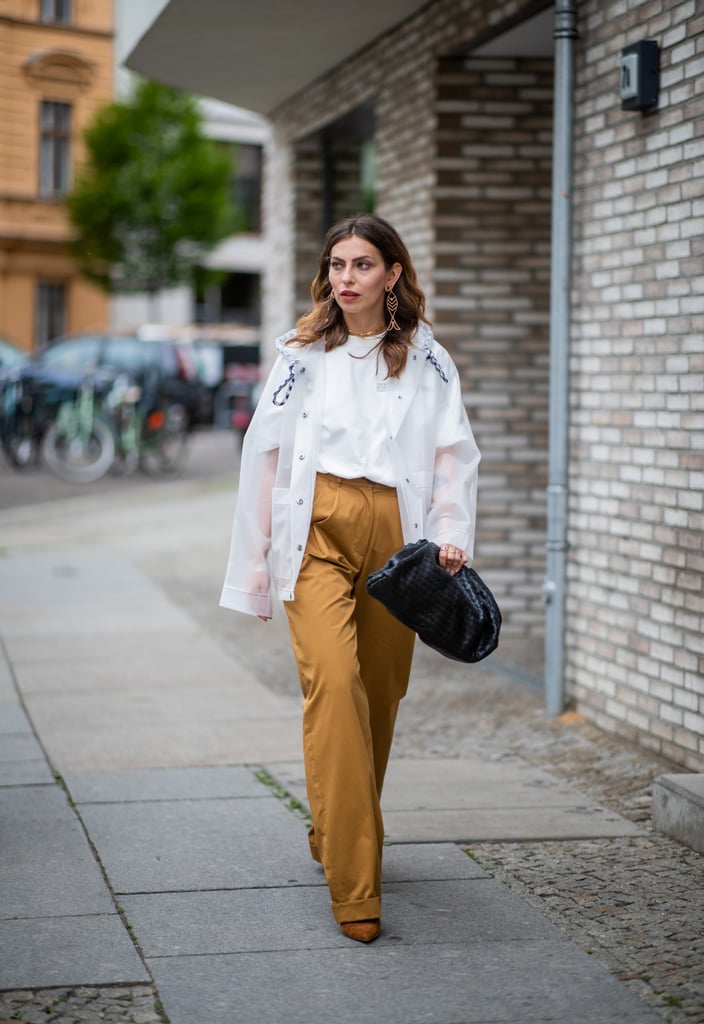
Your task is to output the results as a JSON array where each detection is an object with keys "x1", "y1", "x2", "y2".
[{"x1": 284, "y1": 474, "x2": 415, "y2": 925}]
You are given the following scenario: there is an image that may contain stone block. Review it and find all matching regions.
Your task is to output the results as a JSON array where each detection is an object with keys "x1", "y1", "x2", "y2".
[
  {"x1": 0, "y1": 915, "x2": 149, "y2": 989},
  {"x1": 0, "y1": 787, "x2": 115, "y2": 919},
  {"x1": 65, "y1": 764, "x2": 267, "y2": 803},
  {"x1": 149, "y1": 938, "x2": 662, "y2": 1024},
  {"x1": 652, "y1": 772, "x2": 704, "y2": 853},
  {"x1": 79, "y1": 795, "x2": 317, "y2": 893}
]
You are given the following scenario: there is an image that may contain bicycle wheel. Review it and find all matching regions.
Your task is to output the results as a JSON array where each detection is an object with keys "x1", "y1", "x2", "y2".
[{"x1": 42, "y1": 417, "x2": 116, "y2": 483}]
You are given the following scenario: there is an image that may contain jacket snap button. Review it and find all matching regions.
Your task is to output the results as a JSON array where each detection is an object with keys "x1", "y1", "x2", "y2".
[
  {"x1": 296, "y1": 498, "x2": 303, "y2": 505},
  {"x1": 299, "y1": 453, "x2": 305, "y2": 460},
  {"x1": 297, "y1": 544, "x2": 303, "y2": 551},
  {"x1": 302, "y1": 412, "x2": 308, "y2": 418}
]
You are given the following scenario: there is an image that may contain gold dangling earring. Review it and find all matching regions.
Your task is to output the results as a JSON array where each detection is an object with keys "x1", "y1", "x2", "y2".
[{"x1": 385, "y1": 287, "x2": 400, "y2": 332}]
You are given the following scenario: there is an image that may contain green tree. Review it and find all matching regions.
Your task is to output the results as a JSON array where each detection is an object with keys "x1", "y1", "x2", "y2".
[{"x1": 67, "y1": 80, "x2": 234, "y2": 318}]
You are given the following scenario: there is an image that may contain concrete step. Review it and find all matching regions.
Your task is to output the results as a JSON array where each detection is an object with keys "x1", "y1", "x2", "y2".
[{"x1": 652, "y1": 773, "x2": 704, "y2": 853}]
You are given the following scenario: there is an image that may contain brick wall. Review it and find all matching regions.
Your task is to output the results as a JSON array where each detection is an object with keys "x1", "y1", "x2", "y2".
[
  {"x1": 434, "y1": 56, "x2": 554, "y2": 635},
  {"x1": 260, "y1": 0, "x2": 704, "y2": 768},
  {"x1": 261, "y1": 0, "x2": 545, "y2": 350},
  {"x1": 292, "y1": 134, "x2": 325, "y2": 322},
  {"x1": 569, "y1": 0, "x2": 704, "y2": 768},
  {"x1": 262, "y1": 1, "x2": 552, "y2": 633}
]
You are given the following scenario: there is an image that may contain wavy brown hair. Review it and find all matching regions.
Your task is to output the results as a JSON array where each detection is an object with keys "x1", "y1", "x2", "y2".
[{"x1": 291, "y1": 214, "x2": 430, "y2": 378}]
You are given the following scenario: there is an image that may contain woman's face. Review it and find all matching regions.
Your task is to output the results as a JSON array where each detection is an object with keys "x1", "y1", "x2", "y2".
[{"x1": 328, "y1": 235, "x2": 401, "y2": 326}]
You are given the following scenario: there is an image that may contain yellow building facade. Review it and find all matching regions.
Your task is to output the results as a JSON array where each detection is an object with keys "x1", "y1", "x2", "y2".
[{"x1": 0, "y1": 0, "x2": 113, "y2": 352}]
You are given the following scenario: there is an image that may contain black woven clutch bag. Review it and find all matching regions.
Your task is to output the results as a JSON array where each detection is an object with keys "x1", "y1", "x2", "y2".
[{"x1": 366, "y1": 539, "x2": 501, "y2": 663}]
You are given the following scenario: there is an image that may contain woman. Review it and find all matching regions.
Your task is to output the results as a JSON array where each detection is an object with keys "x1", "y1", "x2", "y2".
[{"x1": 220, "y1": 214, "x2": 480, "y2": 943}]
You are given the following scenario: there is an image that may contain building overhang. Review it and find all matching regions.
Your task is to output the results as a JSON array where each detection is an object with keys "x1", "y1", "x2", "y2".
[{"x1": 124, "y1": 0, "x2": 430, "y2": 115}]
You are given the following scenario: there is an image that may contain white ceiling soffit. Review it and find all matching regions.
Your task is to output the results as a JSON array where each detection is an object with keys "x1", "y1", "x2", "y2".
[
  {"x1": 125, "y1": 0, "x2": 429, "y2": 115},
  {"x1": 473, "y1": 7, "x2": 554, "y2": 58}
]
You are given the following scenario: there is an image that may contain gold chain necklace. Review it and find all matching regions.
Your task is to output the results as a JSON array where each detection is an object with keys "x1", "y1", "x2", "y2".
[{"x1": 350, "y1": 325, "x2": 385, "y2": 338}]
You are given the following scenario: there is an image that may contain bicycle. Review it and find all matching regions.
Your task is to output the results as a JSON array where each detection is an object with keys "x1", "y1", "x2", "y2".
[
  {"x1": 0, "y1": 368, "x2": 69, "y2": 470},
  {"x1": 102, "y1": 369, "x2": 190, "y2": 478},
  {"x1": 0, "y1": 370, "x2": 38, "y2": 468},
  {"x1": 42, "y1": 373, "x2": 115, "y2": 483},
  {"x1": 103, "y1": 373, "x2": 143, "y2": 476}
]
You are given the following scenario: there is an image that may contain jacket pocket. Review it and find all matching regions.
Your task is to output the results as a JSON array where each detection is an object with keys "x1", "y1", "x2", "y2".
[
  {"x1": 271, "y1": 488, "x2": 293, "y2": 585},
  {"x1": 412, "y1": 470, "x2": 433, "y2": 509}
]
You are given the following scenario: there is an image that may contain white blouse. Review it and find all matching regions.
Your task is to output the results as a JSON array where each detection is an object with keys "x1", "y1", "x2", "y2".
[{"x1": 317, "y1": 333, "x2": 396, "y2": 485}]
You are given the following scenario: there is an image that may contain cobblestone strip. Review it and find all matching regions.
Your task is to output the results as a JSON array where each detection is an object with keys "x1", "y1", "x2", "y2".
[
  {"x1": 469, "y1": 837, "x2": 704, "y2": 1024},
  {"x1": 394, "y1": 649, "x2": 704, "y2": 1024},
  {"x1": 0, "y1": 985, "x2": 165, "y2": 1024}
]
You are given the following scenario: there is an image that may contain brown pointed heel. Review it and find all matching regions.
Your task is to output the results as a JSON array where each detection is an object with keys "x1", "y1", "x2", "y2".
[{"x1": 340, "y1": 918, "x2": 381, "y2": 943}]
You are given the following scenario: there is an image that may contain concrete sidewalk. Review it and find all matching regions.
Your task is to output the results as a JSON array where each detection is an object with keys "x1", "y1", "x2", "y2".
[{"x1": 0, "y1": 473, "x2": 671, "y2": 1023}]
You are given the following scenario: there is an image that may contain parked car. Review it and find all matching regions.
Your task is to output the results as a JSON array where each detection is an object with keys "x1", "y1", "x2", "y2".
[{"x1": 28, "y1": 332, "x2": 201, "y2": 426}]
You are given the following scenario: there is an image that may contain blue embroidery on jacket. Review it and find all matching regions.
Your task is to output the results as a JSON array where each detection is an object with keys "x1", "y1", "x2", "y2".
[
  {"x1": 425, "y1": 349, "x2": 448, "y2": 382},
  {"x1": 272, "y1": 360, "x2": 300, "y2": 405}
]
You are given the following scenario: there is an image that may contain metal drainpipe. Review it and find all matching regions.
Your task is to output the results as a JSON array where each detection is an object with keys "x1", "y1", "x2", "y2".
[{"x1": 543, "y1": 0, "x2": 578, "y2": 716}]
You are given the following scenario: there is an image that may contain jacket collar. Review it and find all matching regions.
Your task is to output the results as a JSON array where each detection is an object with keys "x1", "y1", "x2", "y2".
[{"x1": 272, "y1": 323, "x2": 439, "y2": 433}]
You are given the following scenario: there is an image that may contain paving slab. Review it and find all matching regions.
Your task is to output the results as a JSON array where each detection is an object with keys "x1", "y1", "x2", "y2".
[
  {"x1": 77, "y1": 795, "x2": 319, "y2": 893},
  {"x1": 0, "y1": 551, "x2": 196, "y2": 636},
  {"x1": 122, "y1": 886, "x2": 330, "y2": 957},
  {"x1": 0, "y1": 706, "x2": 55, "y2": 786},
  {"x1": 0, "y1": 786, "x2": 115, "y2": 919},
  {"x1": 148, "y1": 938, "x2": 662, "y2": 1024},
  {"x1": 0, "y1": 757, "x2": 55, "y2": 786},
  {"x1": 63, "y1": 764, "x2": 269, "y2": 803},
  {"x1": 0, "y1": 550, "x2": 169, "y2": 605},
  {"x1": 0, "y1": 651, "x2": 14, "y2": 700},
  {"x1": 14, "y1": 644, "x2": 260, "y2": 694},
  {"x1": 0, "y1": 915, "x2": 149, "y2": 989},
  {"x1": 121, "y1": 875, "x2": 557, "y2": 959},
  {"x1": 272, "y1": 757, "x2": 643, "y2": 842},
  {"x1": 22, "y1": 680, "x2": 292, "y2": 730},
  {"x1": 0, "y1": 602, "x2": 196, "y2": 636},
  {"x1": 0, "y1": 730, "x2": 46, "y2": 763},
  {"x1": 26, "y1": 709, "x2": 301, "y2": 771},
  {"x1": 0, "y1": 782, "x2": 116, "y2": 921},
  {"x1": 0, "y1": 705, "x2": 33, "y2": 733},
  {"x1": 2, "y1": 630, "x2": 221, "y2": 665},
  {"x1": 382, "y1": 841, "x2": 487, "y2": 881},
  {"x1": 383, "y1": 804, "x2": 641, "y2": 842},
  {"x1": 119, "y1": 845, "x2": 488, "y2": 959},
  {"x1": 276, "y1": 755, "x2": 597, "y2": 809}
]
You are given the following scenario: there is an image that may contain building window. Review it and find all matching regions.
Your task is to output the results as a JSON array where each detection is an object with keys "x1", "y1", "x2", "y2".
[
  {"x1": 194, "y1": 269, "x2": 260, "y2": 325},
  {"x1": 36, "y1": 282, "x2": 67, "y2": 347},
  {"x1": 321, "y1": 103, "x2": 376, "y2": 230},
  {"x1": 218, "y1": 143, "x2": 263, "y2": 233},
  {"x1": 39, "y1": 101, "x2": 72, "y2": 197},
  {"x1": 40, "y1": 0, "x2": 72, "y2": 23}
]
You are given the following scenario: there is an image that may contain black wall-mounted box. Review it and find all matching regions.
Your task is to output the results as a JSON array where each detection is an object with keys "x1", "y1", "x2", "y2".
[{"x1": 619, "y1": 40, "x2": 660, "y2": 111}]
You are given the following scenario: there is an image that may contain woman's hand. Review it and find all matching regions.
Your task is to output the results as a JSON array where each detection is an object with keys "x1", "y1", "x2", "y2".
[{"x1": 438, "y1": 544, "x2": 467, "y2": 575}]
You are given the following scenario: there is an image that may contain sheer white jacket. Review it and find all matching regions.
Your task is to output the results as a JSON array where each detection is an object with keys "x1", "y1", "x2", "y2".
[{"x1": 219, "y1": 322, "x2": 480, "y2": 619}]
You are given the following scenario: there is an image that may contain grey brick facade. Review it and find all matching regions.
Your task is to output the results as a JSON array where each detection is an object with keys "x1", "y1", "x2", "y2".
[{"x1": 260, "y1": 0, "x2": 703, "y2": 770}]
